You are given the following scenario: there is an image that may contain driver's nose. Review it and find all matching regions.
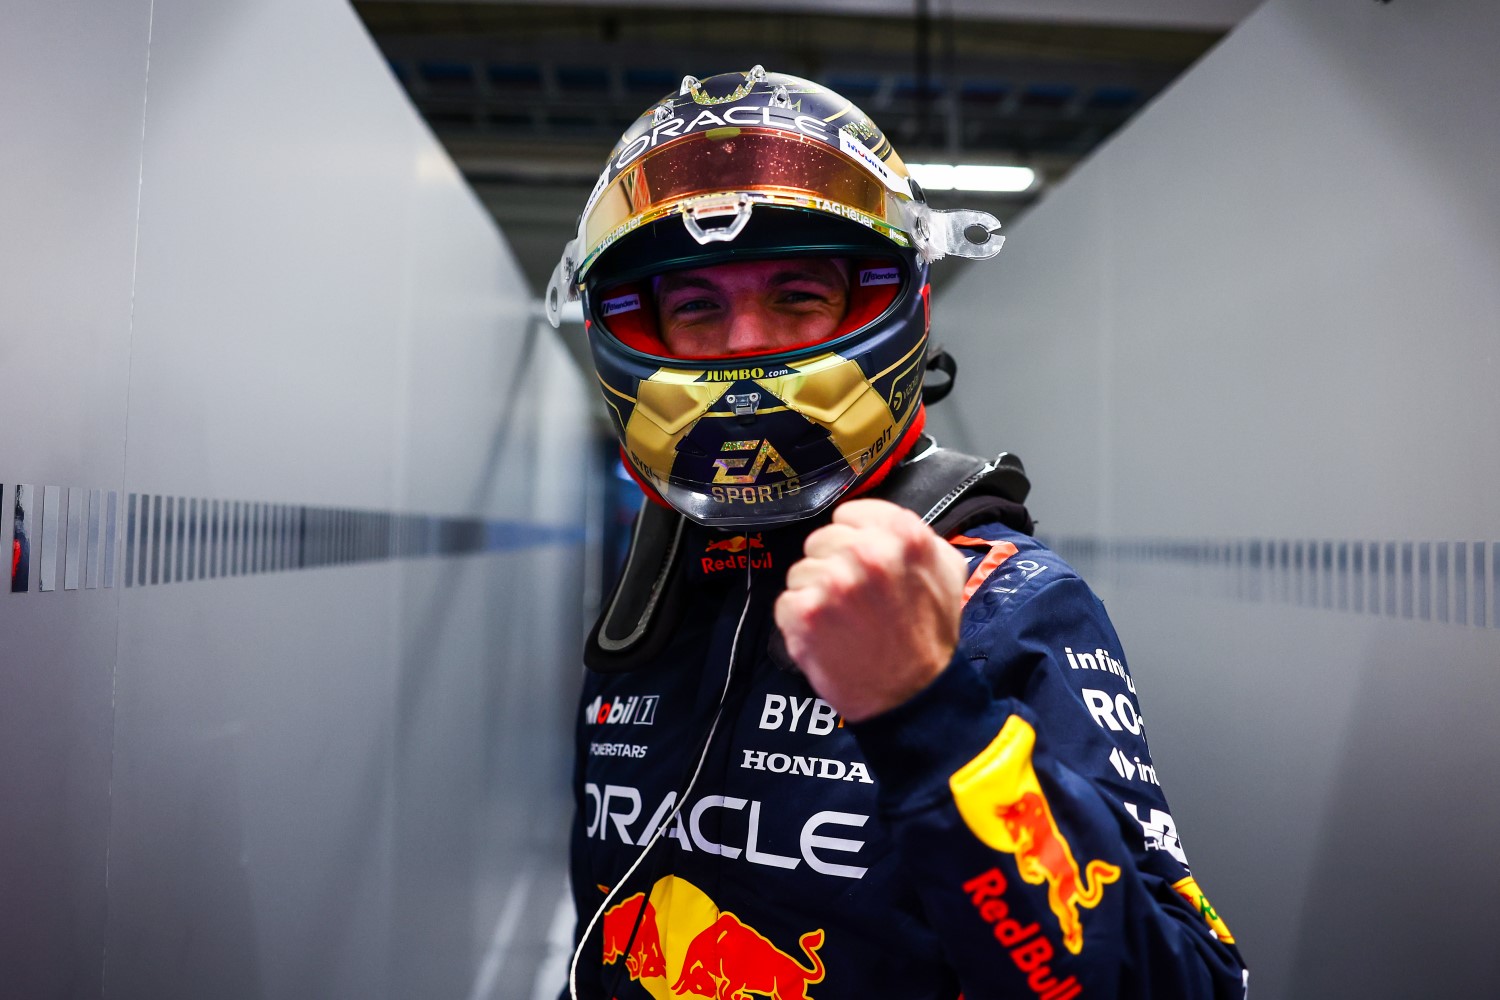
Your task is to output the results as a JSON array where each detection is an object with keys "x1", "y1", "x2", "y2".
[{"x1": 721, "y1": 300, "x2": 780, "y2": 356}]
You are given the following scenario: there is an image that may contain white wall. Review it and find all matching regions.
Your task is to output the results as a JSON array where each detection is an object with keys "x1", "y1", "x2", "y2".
[
  {"x1": 0, "y1": 1, "x2": 590, "y2": 997},
  {"x1": 928, "y1": 2, "x2": 1500, "y2": 997}
]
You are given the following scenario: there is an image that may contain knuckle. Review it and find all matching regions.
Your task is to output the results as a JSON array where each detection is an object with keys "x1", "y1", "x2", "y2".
[
  {"x1": 821, "y1": 566, "x2": 855, "y2": 603},
  {"x1": 899, "y1": 514, "x2": 933, "y2": 551}
]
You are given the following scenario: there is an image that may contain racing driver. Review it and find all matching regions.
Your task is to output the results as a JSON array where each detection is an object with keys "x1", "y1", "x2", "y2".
[{"x1": 546, "y1": 66, "x2": 1249, "y2": 1000}]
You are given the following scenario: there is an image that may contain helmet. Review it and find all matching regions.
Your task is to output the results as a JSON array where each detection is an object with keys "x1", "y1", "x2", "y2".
[{"x1": 547, "y1": 67, "x2": 1005, "y2": 528}]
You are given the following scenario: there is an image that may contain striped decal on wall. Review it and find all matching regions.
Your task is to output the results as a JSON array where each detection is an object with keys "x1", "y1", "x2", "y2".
[
  {"x1": 1045, "y1": 536, "x2": 1499, "y2": 629},
  {"x1": 3, "y1": 481, "x2": 578, "y2": 595}
]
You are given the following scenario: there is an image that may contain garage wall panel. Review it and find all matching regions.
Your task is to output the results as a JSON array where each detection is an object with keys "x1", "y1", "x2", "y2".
[
  {"x1": 0, "y1": 2, "x2": 590, "y2": 998},
  {"x1": 928, "y1": 2, "x2": 1500, "y2": 996},
  {"x1": 0, "y1": 3, "x2": 153, "y2": 995}
]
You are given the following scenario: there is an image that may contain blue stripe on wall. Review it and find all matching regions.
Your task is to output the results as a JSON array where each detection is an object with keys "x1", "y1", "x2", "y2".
[
  {"x1": 1046, "y1": 535, "x2": 1500, "y2": 630},
  {"x1": 4, "y1": 476, "x2": 580, "y2": 594}
]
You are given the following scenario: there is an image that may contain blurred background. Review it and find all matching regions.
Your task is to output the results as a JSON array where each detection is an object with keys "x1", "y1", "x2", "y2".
[
  {"x1": 355, "y1": 0, "x2": 1244, "y2": 370},
  {"x1": 2, "y1": 1, "x2": 1496, "y2": 998}
]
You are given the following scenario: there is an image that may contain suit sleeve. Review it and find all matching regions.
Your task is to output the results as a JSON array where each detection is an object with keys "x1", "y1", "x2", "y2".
[{"x1": 848, "y1": 568, "x2": 1249, "y2": 1000}]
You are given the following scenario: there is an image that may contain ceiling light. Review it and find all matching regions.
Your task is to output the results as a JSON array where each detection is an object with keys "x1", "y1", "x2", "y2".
[{"x1": 906, "y1": 163, "x2": 1036, "y2": 194}]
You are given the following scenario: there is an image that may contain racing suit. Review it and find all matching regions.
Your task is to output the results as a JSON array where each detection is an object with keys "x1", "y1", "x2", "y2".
[{"x1": 567, "y1": 482, "x2": 1249, "y2": 999}]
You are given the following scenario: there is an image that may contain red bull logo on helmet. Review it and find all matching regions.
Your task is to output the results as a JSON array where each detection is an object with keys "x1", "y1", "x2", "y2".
[
  {"x1": 598, "y1": 875, "x2": 826, "y2": 1000},
  {"x1": 950, "y1": 716, "x2": 1121, "y2": 956}
]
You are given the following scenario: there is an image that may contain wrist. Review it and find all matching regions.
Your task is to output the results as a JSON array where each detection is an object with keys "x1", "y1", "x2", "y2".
[
  {"x1": 847, "y1": 647, "x2": 1008, "y2": 813},
  {"x1": 837, "y1": 643, "x2": 955, "y2": 723}
]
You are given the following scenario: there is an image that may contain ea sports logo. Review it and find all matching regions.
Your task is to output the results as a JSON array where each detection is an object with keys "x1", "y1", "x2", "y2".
[{"x1": 711, "y1": 440, "x2": 797, "y2": 485}]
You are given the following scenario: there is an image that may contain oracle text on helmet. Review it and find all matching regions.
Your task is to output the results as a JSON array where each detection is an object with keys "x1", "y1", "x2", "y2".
[{"x1": 613, "y1": 108, "x2": 832, "y2": 173}]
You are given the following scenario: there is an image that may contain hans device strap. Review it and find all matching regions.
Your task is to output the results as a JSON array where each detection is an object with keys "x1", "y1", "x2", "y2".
[
  {"x1": 583, "y1": 436, "x2": 1033, "y2": 674},
  {"x1": 872, "y1": 435, "x2": 1034, "y2": 538},
  {"x1": 584, "y1": 500, "x2": 688, "y2": 674}
]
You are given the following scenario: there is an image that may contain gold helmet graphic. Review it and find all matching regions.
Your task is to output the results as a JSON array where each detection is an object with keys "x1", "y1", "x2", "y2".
[{"x1": 547, "y1": 67, "x2": 1005, "y2": 527}]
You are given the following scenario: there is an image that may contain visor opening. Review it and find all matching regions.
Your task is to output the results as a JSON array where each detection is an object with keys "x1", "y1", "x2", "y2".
[{"x1": 593, "y1": 256, "x2": 905, "y2": 360}]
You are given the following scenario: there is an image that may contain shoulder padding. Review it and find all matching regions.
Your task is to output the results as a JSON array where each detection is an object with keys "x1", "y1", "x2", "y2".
[{"x1": 870, "y1": 436, "x2": 1034, "y2": 537}]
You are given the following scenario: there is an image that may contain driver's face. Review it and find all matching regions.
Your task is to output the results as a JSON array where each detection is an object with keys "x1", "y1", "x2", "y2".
[{"x1": 655, "y1": 257, "x2": 849, "y2": 359}]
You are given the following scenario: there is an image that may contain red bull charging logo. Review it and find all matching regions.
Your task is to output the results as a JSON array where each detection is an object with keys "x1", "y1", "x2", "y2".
[
  {"x1": 599, "y1": 876, "x2": 826, "y2": 999},
  {"x1": 602, "y1": 891, "x2": 668, "y2": 981},
  {"x1": 950, "y1": 716, "x2": 1121, "y2": 956},
  {"x1": 703, "y1": 534, "x2": 765, "y2": 554},
  {"x1": 701, "y1": 533, "x2": 773, "y2": 574}
]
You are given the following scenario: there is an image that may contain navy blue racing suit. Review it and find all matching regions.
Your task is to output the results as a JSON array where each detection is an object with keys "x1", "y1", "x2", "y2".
[{"x1": 567, "y1": 503, "x2": 1248, "y2": 999}]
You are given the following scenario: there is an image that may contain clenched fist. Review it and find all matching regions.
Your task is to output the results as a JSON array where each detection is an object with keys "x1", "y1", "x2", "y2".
[{"x1": 773, "y1": 498, "x2": 971, "y2": 723}]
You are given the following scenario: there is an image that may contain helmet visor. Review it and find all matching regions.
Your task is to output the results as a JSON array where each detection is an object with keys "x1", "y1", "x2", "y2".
[{"x1": 579, "y1": 128, "x2": 911, "y2": 276}]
